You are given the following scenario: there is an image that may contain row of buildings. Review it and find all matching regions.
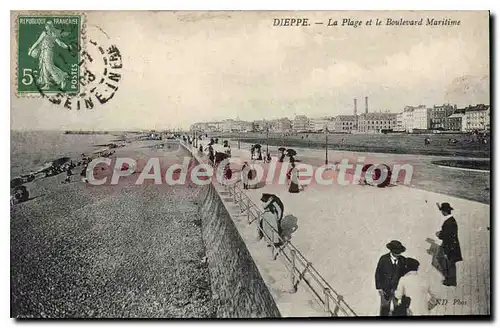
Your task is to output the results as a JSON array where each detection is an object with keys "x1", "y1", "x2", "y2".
[
  {"x1": 190, "y1": 99, "x2": 490, "y2": 134},
  {"x1": 398, "y1": 103, "x2": 490, "y2": 132}
]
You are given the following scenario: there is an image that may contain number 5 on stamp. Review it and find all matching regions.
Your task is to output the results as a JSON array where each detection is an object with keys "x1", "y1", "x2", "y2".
[{"x1": 17, "y1": 15, "x2": 81, "y2": 94}]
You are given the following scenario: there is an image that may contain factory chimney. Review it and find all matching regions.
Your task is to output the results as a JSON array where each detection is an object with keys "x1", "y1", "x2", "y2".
[
  {"x1": 365, "y1": 96, "x2": 368, "y2": 114},
  {"x1": 354, "y1": 98, "x2": 357, "y2": 116}
]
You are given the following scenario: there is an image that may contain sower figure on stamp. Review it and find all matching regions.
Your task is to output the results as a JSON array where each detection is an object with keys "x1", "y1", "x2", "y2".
[
  {"x1": 28, "y1": 21, "x2": 72, "y2": 90},
  {"x1": 436, "y1": 202, "x2": 462, "y2": 286},
  {"x1": 375, "y1": 240, "x2": 407, "y2": 316}
]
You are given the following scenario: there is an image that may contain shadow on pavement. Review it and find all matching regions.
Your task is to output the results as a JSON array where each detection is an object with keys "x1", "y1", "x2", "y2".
[
  {"x1": 281, "y1": 215, "x2": 298, "y2": 241},
  {"x1": 425, "y1": 238, "x2": 445, "y2": 277},
  {"x1": 248, "y1": 181, "x2": 266, "y2": 190}
]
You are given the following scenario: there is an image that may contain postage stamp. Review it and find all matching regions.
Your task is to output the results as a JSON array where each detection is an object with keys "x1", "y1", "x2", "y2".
[
  {"x1": 16, "y1": 15, "x2": 82, "y2": 95},
  {"x1": 40, "y1": 25, "x2": 123, "y2": 110}
]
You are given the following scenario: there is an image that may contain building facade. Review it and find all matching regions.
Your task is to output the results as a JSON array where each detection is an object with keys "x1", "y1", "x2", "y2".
[
  {"x1": 396, "y1": 113, "x2": 404, "y2": 131},
  {"x1": 252, "y1": 120, "x2": 268, "y2": 132},
  {"x1": 334, "y1": 115, "x2": 357, "y2": 133},
  {"x1": 444, "y1": 114, "x2": 465, "y2": 132},
  {"x1": 271, "y1": 118, "x2": 293, "y2": 133},
  {"x1": 357, "y1": 113, "x2": 398, "y2": 133},
  {"x1": 293, "y1": 115, "x2": 310, "y2": 132},
  {"x1": 464, "y1": 106, "x2": 490, "y2": 132},
  {"x1": 428, "y1": 104, "x2": 455, "y2": 130},
  {"x1": 400, "y1": 105, "x2": 428, "y2": 131},
  {"x1": 221, "y1": 119, "x2": 237, "y2": 132},
  {"x1": 309, "y1": 117, "x2": 332, "y2": 132},
  {"x1": 238, "y1": 121, "x2": 253, "y2": 132}
]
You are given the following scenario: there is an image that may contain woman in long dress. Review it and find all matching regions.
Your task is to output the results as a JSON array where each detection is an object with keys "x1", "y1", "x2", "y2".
[
  {"x1": 241, "y1": 162, "x2": 249, "y2": 189},
  {"x1": 28, "y1": 21, "x2": 72, "y2": 90},
  {"x1": 394, "y1": 258, "x2": 435, "y2": 316},
  {"x1": 288, "y1": 163, "x2": 300, "y2": 193},
  {"x1": 261, "y1": 204, "x2": 280, "y2": 247}
]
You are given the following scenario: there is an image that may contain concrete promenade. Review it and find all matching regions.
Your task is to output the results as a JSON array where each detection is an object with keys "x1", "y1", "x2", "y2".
[
  {"x1": 191, "y1": 139, "x2": 490, "y2": 316},
  {"x1": 234, "y1": 140, "x2": 490, "y2": 204}
]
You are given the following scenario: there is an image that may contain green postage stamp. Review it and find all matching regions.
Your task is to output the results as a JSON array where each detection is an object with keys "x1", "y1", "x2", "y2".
[{"x1": 17, "y1": 15, "x2": 82, "y2": 95}]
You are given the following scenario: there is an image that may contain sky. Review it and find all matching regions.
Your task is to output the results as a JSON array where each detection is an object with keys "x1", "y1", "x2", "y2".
[{"x1": 11, "y1": 11, "x2": 490, "y2": 130}]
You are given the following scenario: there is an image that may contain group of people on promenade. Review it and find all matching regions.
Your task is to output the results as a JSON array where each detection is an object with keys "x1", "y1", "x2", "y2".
[
  {"x1": 238, "y1": 160, "x2": 300, "y2": 194},
  {"x1": 375, "y1": 202, "x2": 463, "y2": 316},
  {"x1": 193, "y1": 138, "x2": 301, "y2": 194},
  {"x1": 186, "y1": 136, "x2": 467, "y2": 316}
]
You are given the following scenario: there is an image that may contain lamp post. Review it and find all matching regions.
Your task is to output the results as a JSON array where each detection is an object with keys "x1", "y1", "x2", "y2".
[
  {"x1": 266, "y1": 125, "x2": 270, "y2": 154},
  {"x1": 325, "y1": 125, "x2": 329, "y2": 165},
  {"x1": 238, "y1": 127, "x2": 241, "y2": 150}
]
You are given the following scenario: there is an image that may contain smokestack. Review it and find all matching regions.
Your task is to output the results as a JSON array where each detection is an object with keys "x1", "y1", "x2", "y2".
[
  {"x1": 365, "y1": 96, "x2": 368, "y2": 114},
  {"x1": 354, "y1": 98, "x2": 357, "y2": 116}
]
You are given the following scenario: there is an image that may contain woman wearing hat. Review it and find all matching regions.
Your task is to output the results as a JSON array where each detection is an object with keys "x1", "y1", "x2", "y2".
[
  {"x1": 241, "y1": 162, "x2": 251, "y2": 190},
  {"x1": 287, "y1": 163, "x2": 300, "y2": 194},
  {"x1": 436, "y1": 202, "x2": 462, "y2": 286},
  {"x1": 394, "y1": 258, "x2": 436, "y2": 316},
  {"x1": 260, "y1": 198, "x2": 280, "y2": 247}
]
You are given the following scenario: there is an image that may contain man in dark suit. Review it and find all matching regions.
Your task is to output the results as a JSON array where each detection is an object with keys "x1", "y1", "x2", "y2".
[
  {"x1": 436, "y1": 202, "x2": 462, "y2": 286},
  {"x1": 375, "y1": 240, "x2": 407, "y2": 316}
]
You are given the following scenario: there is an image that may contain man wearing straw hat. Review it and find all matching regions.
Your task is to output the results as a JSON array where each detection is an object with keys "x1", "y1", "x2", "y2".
[{"x1": 375, "y1": 240, "x2": 408, "y2": 316}]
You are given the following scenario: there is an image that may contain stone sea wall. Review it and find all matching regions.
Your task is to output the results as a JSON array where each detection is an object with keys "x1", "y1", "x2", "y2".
[
  {"x1": 198, "y1": 184, "x2": 281, "y2": 318},
  {"x1": 180, "y1": 143, "x2": 280, "y2": 318}
]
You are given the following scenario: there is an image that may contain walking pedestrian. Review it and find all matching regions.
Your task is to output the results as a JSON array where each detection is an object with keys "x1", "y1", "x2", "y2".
[
  {"x1": 436, "y1": 202, "x2": 462, "y2": 286},
  {"x1": 394, "y1": 258, "x2": 436, "y2": 316},
  {"x1": 80, "y1": 164, "x2": 89, "y2": 183},
  {"x1": 63, "y1": 166, "x2": 72, "y2": 184},
  {"x1": 257, "y1": 149, "x2": 262, "y2": 161},
  {"x1": 265, "y1": 151, "x2": 272, "y2": 163},
  {"x1": 287, "y1": 163, "x2": 300, "y2": 193},
  {"x1": 375, "y1": 240, "x2": 407, "y2": 316},
  {"x1": 241, "y1": 162, "x2": 250, "y2": 189},
  {"x1": 207, "y1": 145, "x2": 215, "y2": 165},
  {"x1": 247, "y1": 168, "x2": 256, "y2": 190},
  {"x1": 223, "y1": 163, "x2": 232, "y2": 185}
]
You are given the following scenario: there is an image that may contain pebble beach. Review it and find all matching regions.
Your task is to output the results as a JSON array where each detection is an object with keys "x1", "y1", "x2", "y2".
[{"x1": 10, "y1": 132, "x2": 215, "y2": 318}]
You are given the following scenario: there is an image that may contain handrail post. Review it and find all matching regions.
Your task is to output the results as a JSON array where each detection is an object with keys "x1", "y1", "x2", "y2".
[
  {"x1": 290, "y1": 250, "x2": 297, "y2": 293},
  {"x1": 333, "y1": 295, "x2": 343, "y2": 317},
  {"x1": 240, "y1": 193, "x2": 245, "y2": 213},
  {"x1": 247, "y1": 198, "x2": 251, "y2": 221},
  {"x1": 324, "y1": 288, "x2": 331, "y2": 316}
]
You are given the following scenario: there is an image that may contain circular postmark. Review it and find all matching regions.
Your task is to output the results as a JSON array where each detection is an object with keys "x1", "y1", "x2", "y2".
[{"x1": 35, "y1": 24, "x2": 123, "y2": 110}]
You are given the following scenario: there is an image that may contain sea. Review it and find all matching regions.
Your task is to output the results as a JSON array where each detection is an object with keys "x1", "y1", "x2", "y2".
[{"x1": 10, "y1": 130, "x2": 117, "y2": 177}]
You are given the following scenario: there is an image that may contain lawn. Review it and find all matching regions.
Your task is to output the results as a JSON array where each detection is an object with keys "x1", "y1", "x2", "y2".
[{"x1": 208, "y1": 132, "x2": 490, "y2": 158}]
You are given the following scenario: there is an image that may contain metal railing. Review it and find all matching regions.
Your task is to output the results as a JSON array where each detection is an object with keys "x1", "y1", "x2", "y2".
[{"x1": 180, "y1": 140, "x2": 357, "y2": 317}]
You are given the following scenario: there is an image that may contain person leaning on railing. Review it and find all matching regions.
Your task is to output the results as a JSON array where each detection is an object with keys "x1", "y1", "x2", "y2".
[{"x1": 260, "y1": 199, "x2": 280, "y2": 247}]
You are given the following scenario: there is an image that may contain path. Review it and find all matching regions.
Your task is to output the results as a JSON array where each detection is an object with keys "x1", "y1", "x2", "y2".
[{"x1": 194, "y1": 139, "x2": 490, "y2": 316}]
